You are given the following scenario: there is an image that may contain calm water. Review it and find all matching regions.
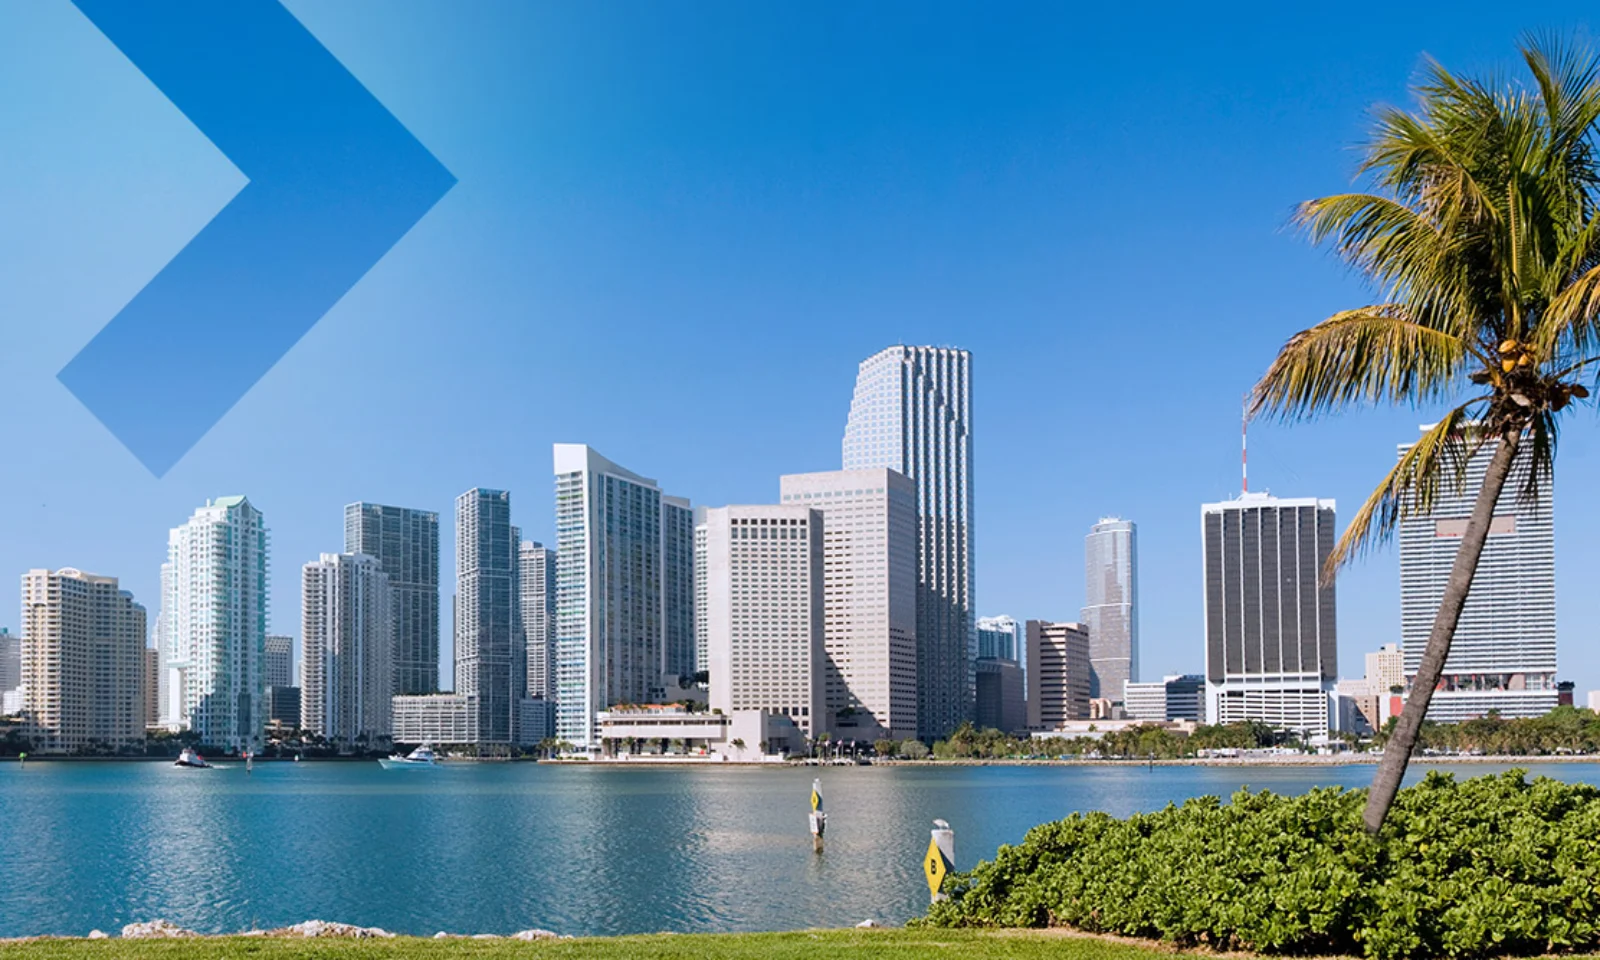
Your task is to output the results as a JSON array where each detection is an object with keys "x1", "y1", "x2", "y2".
[{"x1": 2, "y1": 759, "x2": 1597, "y2": 938}]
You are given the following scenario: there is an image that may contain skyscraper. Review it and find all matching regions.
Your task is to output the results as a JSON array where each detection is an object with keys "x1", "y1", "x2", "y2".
[
  {"x1": 1082, "y1": 518, "x2": 1138, "y2": 701},
  {"x1": 554, "y1": 445, "x2": 692, "y2": 749},
  {"x1": 344, "y1": 503, "x2": 441, "y2": 695},
  {"x1": 0, "y1": 627, "x2": 18, "y2": 694},
  {"x1": 456, "y1": 489, "x2": 522, "y2": 744},
  {"x1": 264, "y1": 634, "x2": 294, "y2": 689},
  {"x1": 142, "y1": 647, "x2": 160, "y2": 729},
  {"x1": 662, "y1": 497, "x2": 696, "y2": 681},
  {"x1": 519, "y1": 541, "x2": 557, "y2": 699},
  {"x1": 1202, "y1": 493, "x2": 1338, "y2": 734},
  {"x1": 1025, "y1": 620, "x2": 1091, "y2": 729},
  {"x1": 842, "y1": 345, "x2": 975, "y2": 741},
  {"x1": 975, "y1": 615, "x2": 1026, "y2": 734},
  {"x1": 162, "y1": 496, "x2": 269, "y2": 751},
  {"x1": 975, "y1": 615, "x2": 1023, "y2": 661},
  {"x1": 700, "y1": 505, "x2": 825, "y2": 738},
  {"x1": 302, "y1": 553, "x2": 394, "y2": 745},
  {"x1": 1397, "y1": 428, "x2": 1557, "y2": 720},
  {"x1": 780, "y1": 468, "x2": 919, "y2": 741},
  {"x1": 20, "y1": 569, "x2": 147, "y2": 753}
]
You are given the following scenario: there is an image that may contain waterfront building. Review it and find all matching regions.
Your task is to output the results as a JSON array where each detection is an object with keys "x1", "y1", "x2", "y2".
[
  {"x1": 842, "y1": 345, "x2": 975, "y2": 741},
  {"x1": 0, "y1": 627, "x2": 18, "y2": 693},
  {"x1": 975, "y1": 658, "x2": 1026, "y2": 733},
  {"x1": 161, "y1": 496, "x2": 269, "y2": 751},
  {"x1": 780, "y1": 468, "x2": 919, "y2": 741},
  {"x1": 1025, "y1": 621, "x2": 1091, "y2": 729},
  {"x1": 1365, "y1": 642, "x2": 1405, "y2": 694},
  {"x1": 699, "y1": 505, "x2": 825, "y2": 739},
  {"x1": 1398, "y1": 428, "x2": 1557, "y2": 720},
  {"x1": 518, "y1": 541, "x2": 557, "y2": 699},
  {"x1": 20, "y1": 569, "x2": 147, "y2": 752},
  {"x1": 1202, "y1": 492, "x2": 1339, "y2": 734},
  {"x1": 267, "y1": 685, "x2": 301, "y2": 730},
  {"x1": 391, "y1": 693, "x2": 476, "y2": 744},
  {"x1": 142, "y1": 647, "x2": 159, "y2": 729},
  {"x1": 345, "y1": 503, "x2": 440, "y2": 695},
  {"x1": 1123, "y1": 674, "x2": 1206, "y2": 723},
  {"x1": 1082, "y1": 518, "x2": 1138, "y2": 701},
  {"x1": 302, "y1": 553, "x2": 394, "y2": 745},
  {"x1": 693, "y1": 521, "x2": 710, "y2": 674},
  {"x1": 456, "y1": 489, "x2": 522, "y2": 744},
  {"x1": 264, "y1": 634, "x2": 294, "y2": 690},
  {"x1": 554, "y1": 446, "x2": 693, "y2": 749},
  {"x1": 596, "y1": 705, "x2": 806, "y2": 759},
  {"x1": 518, "y1": 696, "x2": 554, "y2": 745}
]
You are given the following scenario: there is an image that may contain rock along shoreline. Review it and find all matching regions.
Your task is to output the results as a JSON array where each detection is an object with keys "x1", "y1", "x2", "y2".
[{"x1": 2, "y1": 919, "x2": 571, "y2": 943}]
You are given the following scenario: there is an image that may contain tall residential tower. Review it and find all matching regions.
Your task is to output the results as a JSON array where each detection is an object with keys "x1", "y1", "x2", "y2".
[
  {"x1": 456, "y1": 489, "x2": 522, "y2": 744},
  {"x1": 301, "y1": 553, "x2": 394, "y2": 744},
  {"x1": 842, "y1": 345, "x2": 974, "y2": 741},
  {"x1": 344, "y1": 503, "x2": 440, "y2": 695},
  {"x1": 1082, "y1": 518, "x2": 1138, "y2": 701},
  {"x1": 519, "y1": 541, "x2": 557, "y2": 699},
  {"x1": 20, "y1": 569, "x2": 147, "y2": 753}
]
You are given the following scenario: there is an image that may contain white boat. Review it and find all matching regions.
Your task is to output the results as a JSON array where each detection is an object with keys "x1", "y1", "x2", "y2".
[
  {"x1": 378, "y1": 744, "x2": 439, "y2": 768},
  {"x1": 174, "y1": 747, "x2": 211, "y2": 769}
]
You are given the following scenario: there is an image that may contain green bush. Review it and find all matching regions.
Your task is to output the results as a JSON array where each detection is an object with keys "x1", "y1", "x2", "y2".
[{"x1": 917, "y1": 770, "x2": 1600, "y2": 959}]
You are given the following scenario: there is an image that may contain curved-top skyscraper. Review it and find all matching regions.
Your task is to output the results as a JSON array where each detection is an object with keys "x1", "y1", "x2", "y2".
[
  {"x1": 1081, "y1": 518, "x2": 1138, "y2": 702},
  {"x1": 843, "y1": 345, "x2": 974, "y2": 741}
]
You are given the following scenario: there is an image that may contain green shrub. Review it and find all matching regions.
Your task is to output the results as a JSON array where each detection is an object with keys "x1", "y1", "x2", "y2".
[{"x1": 918, "y1": 770, "x2": 1600, "y2": 959}]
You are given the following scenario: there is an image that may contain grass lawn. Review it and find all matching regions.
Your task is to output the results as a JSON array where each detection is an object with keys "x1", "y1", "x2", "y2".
[{"x1": 0, "y1": 930, "x2": 1192, "y2": 960}]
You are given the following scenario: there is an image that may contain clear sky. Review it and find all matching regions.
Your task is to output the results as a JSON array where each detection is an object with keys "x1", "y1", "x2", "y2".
[{"x1": 2, "y1": 1, "x2": 1598, "y2": 693}]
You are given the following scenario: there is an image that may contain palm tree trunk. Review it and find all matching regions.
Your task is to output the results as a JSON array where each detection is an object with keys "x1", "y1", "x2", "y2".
[{"x1": 1361, "y1": 426, "x2": 1521, "y2": 833}]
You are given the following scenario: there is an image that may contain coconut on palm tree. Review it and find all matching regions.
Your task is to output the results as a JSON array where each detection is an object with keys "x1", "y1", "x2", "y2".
[{"x1": 1251, "y1": 36, "x2": 1600, "y2": 832}]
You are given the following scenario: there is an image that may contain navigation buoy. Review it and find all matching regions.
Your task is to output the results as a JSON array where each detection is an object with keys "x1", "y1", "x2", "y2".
[{"x1": 925, "y1": 819, "x2": 954, "y2": 902}]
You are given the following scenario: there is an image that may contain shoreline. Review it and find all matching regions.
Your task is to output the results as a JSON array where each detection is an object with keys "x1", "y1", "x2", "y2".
[{"x1": 5, "y1": 753, "x2": 1597, "y2": 767}]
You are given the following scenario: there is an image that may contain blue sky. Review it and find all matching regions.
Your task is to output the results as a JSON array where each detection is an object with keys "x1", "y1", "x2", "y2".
[{"x1": 2, "y1": 1, "x2": 1598, "y2": 692}]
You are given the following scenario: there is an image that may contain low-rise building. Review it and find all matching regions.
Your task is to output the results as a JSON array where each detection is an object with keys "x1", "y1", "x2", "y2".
[
  {"x1": 1123, "y1": 674, "x2": 1206, "y2": 723},
  {"x1": 267, "y1": 686, "x2": 301, "y2": 731},
  {"x1": 595, "y1": 705, "x2": 805, "y2": 760},
  {"x1": 975, "y1": 658, "x2": 1026, "y2": 734},
  {"x1": 518, "y1": 697, "x2": 554, "y2": 746},
  {"x1": 392, "y1": 694, "x2": 476, "y2": 745}
]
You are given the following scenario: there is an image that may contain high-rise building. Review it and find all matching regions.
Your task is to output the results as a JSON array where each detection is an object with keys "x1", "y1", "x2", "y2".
[
  {"x1": 267, "y1": 685, "x2": 302, "y2": 730},
  {"x1": 519, "y1": 541, "x2": 557, "y2": 699},
  {"x1": 456, "y1": 489, "x2": 522, "y2": 744},
  {"x1": 700, "y1": 505, "x2": 825, "y2": 737},
  {"x1": 554, "y1": 446, "x2": 692, "y2": 749},
  {"x1": 1365, "y1": 643, "x2": 1404, "y2": 694},
  {"x1": 1202, "y1": 493, "x2": 1338, "y2": 734},
  {"x1": 694, "y1": 522, "x2": 710, "y2": 674},
  {"x1": 0, "y1": 627, "x2": 19, "y2": 694},
  {"x1": 1123, "y1": 674, "x2": 1206, "y2": 723},
  {"x1": 842, "y1": 345, "x2": 974, "y2": 741},
  {"x1": 264, "y1": 634, "x2": 294, "y2": 690},
  {"x1": 976, "y1": 615, "x2": 1023, "y2": 661},
  {"x1": 162, "y1": 496, "x2": 269, "y2": 751},
  {"x1": 1082, "y1": 518, "x2": 1138, "y2": 701},
  {"x1": 1398, "y1": 428, "x2": 1557, "y2": 720},
  {"x1": 142, "y1": 647, "x2": 159, "y2": 729},
  {"x1": 21, "y1": 569, "x2": 147, "y2": 752},
  {"x1": 1025, "y1": 621, "x2": 1091, "y2": 729},
  {"x1": 780, "y1": 469, "x2": 919, "y2": 741},
  {"x1": 302, "y1": 553, "x2": 394, "y2": 745},
  {"x1": 345, "y1": 503, "x2": 441, "y2": 695},
  {"x1": 662, "y1": 497, "x2": 696, "y2": 681},
  {"x1": 975, "y1": 615, "x2": 1026, "y2": 734}
]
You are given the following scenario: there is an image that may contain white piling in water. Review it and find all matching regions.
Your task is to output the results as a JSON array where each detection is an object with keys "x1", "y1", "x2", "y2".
[
  {"x1": 809, "y1": 777, "x2": 826, "y2": 853},
  {"x1": 925, "y1": 819, "x2": 954, "y2": 902}
]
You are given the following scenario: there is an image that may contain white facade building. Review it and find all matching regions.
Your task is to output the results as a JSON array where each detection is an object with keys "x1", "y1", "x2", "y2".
[
  {"x1": 1202, "y1": 493, "x2": 1340, "y2": 735},
  {"x1": 391, "y1": 694, "x2": 475, "y2": 745},
  {"x1": 699, "y1": 505, "x2": 825, "y2": 738},
  {"x1": 161, "y1": 496, "x2": 269, "y2": 751},
  {"x1": 1123, "y1": 674, "x2": 1205, "y2": 723},
  {"x1": 842, "y1": 345, "x2": 974, "y2": 741},
  {"x1": 519, "y1": 541, "x2": 556, "y2": 699},
  {"x1": 553, "y1": 445, "x2": 692, "y2": 749},
  {"x1": 302, "y1": 553, "x2": 394, "y2": 745},
  {"x1": 1398, "y1": 428, "x2": 1557, "y2": 721},
  {"x1": 20, "y1": 569, "x2": 147, "y2": 753},
  {"x1": 779, "y1": 469, "x2": 918, "y2": 741},
  {"x1": 1082, "y1": 518, "x2": 1138, "y2": 701}
]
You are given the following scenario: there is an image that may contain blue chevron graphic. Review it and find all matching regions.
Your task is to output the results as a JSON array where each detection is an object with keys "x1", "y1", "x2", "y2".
[{"x1": 60, "y1": 1, "x2": 456, "y2": 476}]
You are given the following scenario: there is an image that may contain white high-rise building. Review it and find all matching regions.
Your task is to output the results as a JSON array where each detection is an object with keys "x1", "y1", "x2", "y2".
[
  {"x1": 301, "y1": 553, "x2": 394, "y2": 745},
  {"x1": 554, "y1": 445, "x2": 692, "y2": 749},
  {"x1": 842, "y1": 345, "x2": 974, "y2": 741},
  {"x1": 1202, "y1": 493, "x2": 1340, "y2": 734},
  {"x1": 20, "y1": 569, "x2": 147, "y2": 753},
  {"x1": 1398, "y1": 428, "x2": 1557, "y2": 720},
  {"x1": 519, "y1": 541, "x2": 557, "y2": 699},
  {"x1": 1082, "y1": 518, "x2": 1138, "y2": 701},
  {"x1": 161, "y1": 496, "x2": 269, "y2": 751},
  {"x1": 264, "y1": 634, "x2": 294, "y2": 689},
  {"x1": 780, "y1": 468, "x2": 918, "y2": 741},
  {"x1": 700, "y1": 505, "x2": 825, "y2": 738}
]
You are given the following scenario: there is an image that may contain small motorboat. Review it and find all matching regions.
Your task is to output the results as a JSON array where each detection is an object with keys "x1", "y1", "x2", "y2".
[
  {"x1": 174, "y1": 747, "x2": 211, "y2": 769},
  {"x1": 378, "y1": 744, "x2": 439, "y2": 768}
]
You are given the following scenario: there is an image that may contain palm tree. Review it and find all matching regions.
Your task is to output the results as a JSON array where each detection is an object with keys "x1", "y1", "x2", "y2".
[{"x1": 1252, "y1": 36, "x2": 1600, "y2": 832}]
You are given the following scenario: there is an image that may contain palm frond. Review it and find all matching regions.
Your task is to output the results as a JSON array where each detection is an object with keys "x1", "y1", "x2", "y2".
[{"x1": 1251, "y1": 307, "x2": 1471, "y2": 421}]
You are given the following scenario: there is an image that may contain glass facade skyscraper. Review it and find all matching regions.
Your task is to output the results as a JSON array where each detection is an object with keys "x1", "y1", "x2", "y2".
[
  {"x1": 344, "y1": 503, "x2": 440, "y2": 695},
  {"x1": 842, "y1": 345, "x2": 974, "y2": 741},
  {"x1": 455, "y1": 489, "x2": 521, "y2": 744},
  {"x1": 1397, "y1": 427, "x2": 1556, "y2": 720},
  {"x1": 1082, "y1": 518, "x2": 1138, "y2": 701}
]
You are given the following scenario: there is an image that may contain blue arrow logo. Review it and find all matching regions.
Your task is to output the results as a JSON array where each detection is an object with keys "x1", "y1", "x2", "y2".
[{"x1": 61, "y1": 1, "x2": 456, "y2": 476}]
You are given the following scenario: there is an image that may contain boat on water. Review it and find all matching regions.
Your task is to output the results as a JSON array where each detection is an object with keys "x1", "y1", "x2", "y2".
[
  {"x1": 174, "y1": 747, "x2": 211, "y2": 769},
  {"x1": 378, "y1": 744, "x2": 439, "y2": 768}
]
